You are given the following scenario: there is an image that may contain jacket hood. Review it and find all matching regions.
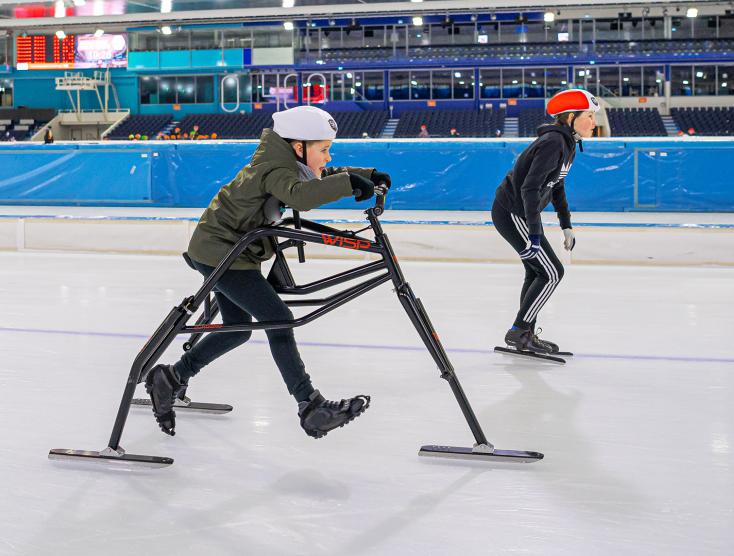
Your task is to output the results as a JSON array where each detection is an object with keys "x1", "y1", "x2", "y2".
[
  {"x1": 537, "y1": 122, "x2": 580, "y2": 151},
  {"x1": 250, "y1": 128, "x2": 299, "y2": 170}
]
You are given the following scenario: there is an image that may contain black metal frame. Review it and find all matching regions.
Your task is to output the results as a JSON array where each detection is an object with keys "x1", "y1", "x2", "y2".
[{"x1": 49, "y1": 197, "x2": 543, "y2": 466}]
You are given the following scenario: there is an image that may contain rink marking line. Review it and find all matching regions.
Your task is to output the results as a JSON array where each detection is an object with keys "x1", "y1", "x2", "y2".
[
  {"x1": 1, "y1": 325, "x2": 732, "y2": 365},
  {"x1": 0, "y1": 215, "x2": 733, "y2": 229}
]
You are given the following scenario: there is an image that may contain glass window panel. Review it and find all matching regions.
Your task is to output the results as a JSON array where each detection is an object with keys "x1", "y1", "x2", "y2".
[
  {"x1": 342, "y1": 71, "x2": 356, "y2": 100},
  {"x1": 594, "y1": 18, "x2": 619, "y2": 41},
  {"x1": 363, "y1": 71, "x2": 384, "y2": 101},
  {"x1": 479, "y1": 68, "x2": 501, "y2": 98},
  {"x1": 408, "y1": 25, "x2": 429, "y2": 47},
  {"x1": 389, "y1": 70, "x2": 409, "y2": 100},
  {"x1": 693, "y1": 66, "x2": 716, "y2": 95},
  {"x1": 431, "y1": 70, "x2": 452, "y2": 99},
  {"x1": 223, "y1": 28, "x2": 252, "y2": 49},
  {"x1": 643, "y1": 66, "x2": 665, "y2": 97},
  {"x1": 671, "y1": 65, "x2": 693, "y2": 96},
  {"x1": 363, "y1": 26, "x2": 385, "y2": 48},
  {"x1": 452, "y1": 69, "x2": 474, "y2": 99},
  {"x1": 195, "y1": 76, "x2": 214, "y2": 103},
  {"x1": 158, "y1": 77, "x2": 175, "y2": 104},
  {"x1": 599, "y1": 66, "x2": 620, "y2": 96},
  {"x1": 621, "y1": 66, "x2": 642, "y2": 96},
  {"x1": 410, "y1": 70, "x2": 430, "y2": 100},
  {"x1": 340, "y1": 26, "x2": 364, "y2": 48},
  {"x1": 524, "y1": 21, "x2": 548, "y2": 42},
  {"x1": 525, "y1": 68, "x2": 545, "y2": 98},
  {"x1": 221, "y1": 74, "x2": 239, "y2": 104},
  {"x1": 176, "y1": 76, "x2": 195, "y2": 104},
  {"x1": 429, "y1": 23, "x2": 454, "y2": 46},
  {"x1": 452, "y1": 23, "x2": 475, "y2": 45},
  {"x1": 0, "y1": 78, "x2": 12, "y2": 107},
  {"x1": 253, "y1": 27, "x2": 292, "y2": 48},
  {"x1": 671, "y1": 17, "x2": 693, "y2": 39},
  {"x1": 641, "y1": 17, "x2": 664, "y2": 40},
  {"x1": 190, "y1": 29, "x2": 219, "y2": 50},
  {"x1": 694, "y1": 16, "x2": 718, "y2": 39},
  {"x1": 502, "y1": 68, "x2": 523, "y2": 98},
  {"x1": 140, "y1": 76, "x2": 159, "y2": 104},
  {"x1": 720, "y1": 16, "x2": 734, "y2": 39},
  {"x1": 620, "y1": 19, "x2": 643, "y2": 41},
  {"x1": 130, "y1": 31, "x2": 158, "y2": 52},
  {"x1": 718, "y1": 65, "x2": 734, "y2": 95},
  {"x1": 573, "y1": 66, "x2": 598, "y2": 95},
  {"x1": 159, "y1": 29, "x2": 190, "y2": 51},
  {"x1": 545, "y1": 67, "x2": 568, "y2": 96}
]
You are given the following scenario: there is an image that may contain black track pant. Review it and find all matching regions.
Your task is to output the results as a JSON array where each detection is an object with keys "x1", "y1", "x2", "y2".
[
  {"x1": 172, "y1": 260, "x2": 314, "y2": 403},
  {"x1": 491, "y1": 200, "x2": 564, "y2": 329}
]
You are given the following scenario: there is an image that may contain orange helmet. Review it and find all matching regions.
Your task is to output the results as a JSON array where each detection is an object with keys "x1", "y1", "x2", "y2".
[{"x1": 547, "y1": 89, "x2": 600, "y2": 117}]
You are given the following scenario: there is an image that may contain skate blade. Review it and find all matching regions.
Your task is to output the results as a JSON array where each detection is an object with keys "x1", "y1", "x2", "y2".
[
  {"x1": 48, "y1": 449, "x2": 173, "y2": 468},
  {"x1": 556, "y1": 351, "x2": 573, "y2": 357},
  {"x1": 131, "y1": 398, "x2": 233, "y2": 414},
  {"x1": 494, "y1": 346, "x2": 566, "y2": 365},
  {"x1": 419, "y1": 445, "x2": 543, "y2": 463}
]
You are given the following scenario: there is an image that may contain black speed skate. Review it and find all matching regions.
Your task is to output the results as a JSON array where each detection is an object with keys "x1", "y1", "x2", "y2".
[
  {"x1": 531, "y1": 327, "x2": 559, "y2": 354},
  {"x1": 145, "y1": 364, "x2": 187, "y2": 436},
  {"x1": 494, "y1": 327, "x2": 567, "y2": 364},
  {"x1": 298, "y1": 390, "x2": 370, "y2": 439}
]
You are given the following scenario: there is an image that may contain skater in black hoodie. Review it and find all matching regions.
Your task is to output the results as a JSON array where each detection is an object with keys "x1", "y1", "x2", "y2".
[{"x1": 492, "y1": 89, "x2": 599, "y2": 354}]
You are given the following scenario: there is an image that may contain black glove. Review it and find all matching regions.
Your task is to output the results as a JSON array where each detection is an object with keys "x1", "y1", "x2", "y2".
[
  {"x1": 371, "y1": 170, "x2": 392, "y2": 196},
  {"x1": 349, "y1": 173, "x2": 375, "y2": 202}
]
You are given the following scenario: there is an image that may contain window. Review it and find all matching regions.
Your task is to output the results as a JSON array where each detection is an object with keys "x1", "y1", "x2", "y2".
[
  {"x1": 525, "y1": 68, "x2": 544, "y2": 98},
  {"x1": 452, "y1": 69, "x2": 474, "y2": 99},
  {"x1": 720, "y1": 16, "x2": 734, "y2": 39},
  {"x1": 389, "y1": 71, "x2": 409, "y2": 100},
  {"x1": 222, "y1": 28, "x2": 251, "y2": 49},
  {"x1": 641, "y1": 17, "x2": 664, "y2": 40},
  {"x1": 694, "y1": 16, "x2": 717, "y2": 39},
  {"x1": 0, "y1": 36, "x2": 7, "y2": 65},
  {"x1": 671, "y1": 66, "x2": 693, "y2": 96},
  {"x1": 176, "y1": 77, "x2": 195, "y2": 103},
  {"x1": 410, "y1": 70, "x2": 430, "y2": 100},
  {"x1": 196, "y1": 76, "x2": 214, "y2": 103},
  {"x1": 693, "y1": 66, "x2": 716, "y2": 95},
  {"x1": 408, "y1": 26, "x2": 429, "y2": 47},
  {"x1": 545, "y1": 67, "x2": 568, "y2": 96},
  {"x1": 159, "y1": 29, "x2": 190, "y2": 51},
  {"x1": 432, "y1": 70, "x2": 452, "y2": 99},
  {"x1": 363, "y1": 71, "x2": 384, "y2": 101},
  {"x1": 130, "y1": 31, "x2": 158, "y2": 52},
  {"x1": 643, "y1": 66, "x2": 665, "y2": 97},
  {"x1": 140, "y1": 76, "x2": 159, "y2": 104},
  {"x1": 502, "y1": 68, "x2": 523, "y2": 98},
  {"x1": 253, "y1": 27, "x2": 292, "y2": 48},
  {"x1": 190, "y1": 29, "x2": 220, "y2": 50},
  {"x1": 479, "y1": 68, "x2": 501, "y2": 98},
  {"x1": 620, "y1": 18, "x2": 643, "y2": 41},
  {"x1": 621, "y1": 66, "x2": 642, "y2": 96},
  {"x1": 599, "y1": 66, "x2": 620, "y2": 96},
  {"x1": 718, "y1": 65, "x2": 734, "y2": 95},
  {"x1": 0, "y1": 78, "x2": 13, "y2": 107},
  {"x1": 221, "y1": 74, "x2": 239, "y2": 104},
  {"x1": 158, "y1": 77, "x2": 176, "y2": 103},
  {"x1": 671, "y1": 17, "x2": 693, "y2": 39},
  {"x1": 574, "y1": 66, "x2": 598, "y2": 95}
]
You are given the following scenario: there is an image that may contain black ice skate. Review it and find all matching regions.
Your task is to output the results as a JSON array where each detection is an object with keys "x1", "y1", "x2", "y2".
[
  {"x1": 298, "y1": 390, "x2": 370, "y2": 439},
  {"x1": 494, "y1": 327, "x2": 566, "y2": 364},
  {"x1": 531, "y1": 327, "x2": 574, "y2": 357},
  {"x1": 145, "y1": 364, "x2": 186, "y2": 436}
]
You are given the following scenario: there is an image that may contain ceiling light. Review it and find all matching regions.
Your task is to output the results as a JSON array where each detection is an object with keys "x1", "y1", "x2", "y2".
[
  {"x1": 282, "y1": 0, "x2": 294, "y2": 7},
  {"x1": 93, "y1": 0, "x2": 103, "y2": 15},
  {"x1": 55, "y1": 30, "x2": 66, "y2": 39},
  {"x1": 73, "y1": 0, "x2": 86, "y2": 5},
  {"x1": 686, "y1": 7, "x2": 698, "y2": 18},
  {"x1": 284, "y1": 21, "x2": 294, "y2": 31},
  {"x1": 94, "y1": 29, "x2": 104, "y2": 37},
  {"x1": 161, "y1": 26, "x2": 172, "y2": 35},
  {"x1": 412, "y1": 16, "x2": 423, "y2": 26},
  {"x1": 544, "y1": 11, "x2": 555, "y2": 23},
  {"x1": 161, "y1": 0, "x2": 172, "y2": 14},
  {"x1": 54, "y1": 0, "x2": 65, "y2": 18}
]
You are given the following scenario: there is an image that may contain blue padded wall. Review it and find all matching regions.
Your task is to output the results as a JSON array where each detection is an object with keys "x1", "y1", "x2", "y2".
[{"x1": 0, "y1": 139, "x2": 732, "y2": 211}]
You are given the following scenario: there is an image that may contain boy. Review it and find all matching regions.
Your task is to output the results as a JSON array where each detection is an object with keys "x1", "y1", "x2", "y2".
[
  {"x1": 146, "y1": 106, "x2": 391, "y2": 438},
  {"x1": 492, "y1": 89, "x2": 598, "y2": 353}
]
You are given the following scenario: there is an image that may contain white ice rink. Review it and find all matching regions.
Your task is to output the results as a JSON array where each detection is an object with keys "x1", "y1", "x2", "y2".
[{"x1": 1, "y1": 251, "x2": 732, "y2": 555}]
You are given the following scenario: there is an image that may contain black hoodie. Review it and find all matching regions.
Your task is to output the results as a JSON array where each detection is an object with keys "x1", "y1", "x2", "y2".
[{"x1": 494, "y1": 124, "x2": 576, "y2": 236}]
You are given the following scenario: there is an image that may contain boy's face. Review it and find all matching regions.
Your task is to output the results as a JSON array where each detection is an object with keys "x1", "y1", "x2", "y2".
[{"x1": 293, "y1": 140, "x2": 333, "y2": 176}]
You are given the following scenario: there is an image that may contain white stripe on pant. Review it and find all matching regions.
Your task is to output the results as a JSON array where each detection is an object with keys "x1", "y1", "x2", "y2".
[{"x1": 510, "y1": 213, "x2": 561, "y2": 323}]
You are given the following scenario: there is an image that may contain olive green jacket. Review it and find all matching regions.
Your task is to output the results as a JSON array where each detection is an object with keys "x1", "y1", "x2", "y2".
[{"x1": 187, "y1": 128, "x2": 373, "y2": 270}]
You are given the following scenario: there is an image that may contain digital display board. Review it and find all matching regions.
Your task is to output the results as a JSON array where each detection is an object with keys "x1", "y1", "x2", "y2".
[{"x1": 16, "y1": 33, "x2": 127, "y2": 70}]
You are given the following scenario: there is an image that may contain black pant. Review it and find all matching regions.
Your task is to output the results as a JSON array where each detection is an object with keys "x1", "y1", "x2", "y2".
[
  {"x1": 173, "y1": 260, "x2": 314, "y2": 403},
  {"x1": 491, "y1": 200, "x2": 564, "y2": 329}
]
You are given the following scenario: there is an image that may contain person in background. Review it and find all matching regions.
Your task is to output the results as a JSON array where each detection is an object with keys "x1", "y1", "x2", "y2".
[
  {"x1": 361, "y1": 132, "x2": 370, "y2": 139},
  {"x1": 495, "y1": 129, "x2": 503, "y2": 138},
  {"x1": 43, "y1": 127, "x2": 54, "y2": 144},
  {"x1": 687, "y1": 127, "x2": 696, "y2": 136},
  {"x1": 418, "y1": 124, "x2": 429, "y2": 138},
  {"x1": 449, "y1": 128, "x2": 460, "y2": 138},
  {"x1": 190, "y1": 125, "x2": 199, "y2": 140}
]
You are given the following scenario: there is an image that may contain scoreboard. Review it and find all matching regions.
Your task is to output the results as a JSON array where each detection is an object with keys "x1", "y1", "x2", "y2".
[{"x1": 16, "y1": 34, "x2": 76, "y2": 69}]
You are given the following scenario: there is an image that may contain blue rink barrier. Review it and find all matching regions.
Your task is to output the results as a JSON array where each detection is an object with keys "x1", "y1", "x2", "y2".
[{"x1": 0, "y1": 139, "x2": 732, "y2": 211}]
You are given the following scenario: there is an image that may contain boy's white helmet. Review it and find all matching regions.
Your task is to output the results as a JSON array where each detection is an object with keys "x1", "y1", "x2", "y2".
[{"x1": 272, "y1": 105, "x2": 338, "y2": 141}]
